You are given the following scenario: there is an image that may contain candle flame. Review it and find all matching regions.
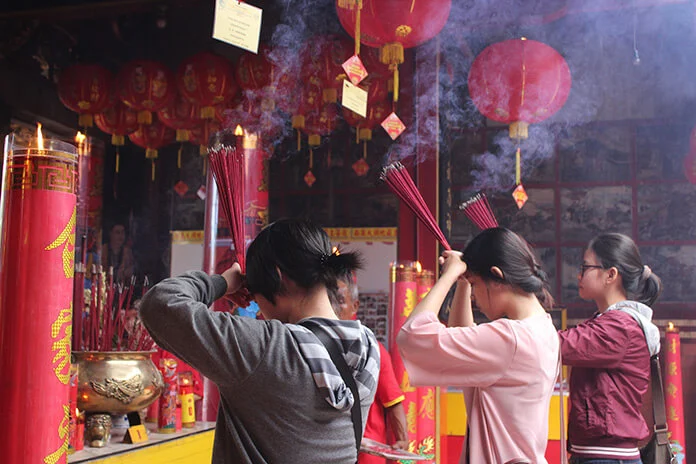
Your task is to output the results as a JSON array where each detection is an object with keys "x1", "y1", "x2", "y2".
[
  {"x1": 37, "y1": 123, "x2": 44, "y2": 150},
  {"x1": 414, "y1": 261, "x2": 422, "y2": 273},
  {"x1": 521, "y1": 36, "x2": 528, "y2": 41},
  {"x1": 234, "y1": 124, "x2": 244, "y2": 136},
  {"x1": 668, "y1": 321, "x2": 675, "y2": 331},
  {"x1": 75, "y1": 131, "x2": 86, "y2": 145}
]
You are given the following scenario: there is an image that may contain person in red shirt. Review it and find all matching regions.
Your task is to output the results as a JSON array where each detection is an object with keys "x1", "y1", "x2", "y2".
[{"x1": 335, "y1": 275, "x2": 409, "y2": 463}]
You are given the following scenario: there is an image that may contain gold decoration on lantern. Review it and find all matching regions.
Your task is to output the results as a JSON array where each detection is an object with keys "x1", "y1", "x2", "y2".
[
  {"x1": 395, "y1": 25, "x2": 412, "y2": 38},
  {"x1": 380, "y1": 43, "x2": 405, "y2": 102}
]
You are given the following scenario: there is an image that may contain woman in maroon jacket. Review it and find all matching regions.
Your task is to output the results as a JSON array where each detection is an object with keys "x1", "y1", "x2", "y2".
[{"x1": 559, "y1": 233, "x2": 662, "y2": 464}]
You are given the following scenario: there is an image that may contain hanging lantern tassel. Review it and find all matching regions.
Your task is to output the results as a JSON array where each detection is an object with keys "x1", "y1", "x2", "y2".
[
  {"x1": 359, "y1": 128, "x2": 372, "y2": 159},
  {"x1": 515, "y1": 146, "x2": 521, "y2": 186},
  {"x1": 146, "y1": 148, "x2": 158, "y2": 181},
  {"x1": 355, "y1": 0, "x2": 362, "y2": 57},
  {"x1": 292, "y1": 115, "x2": 305, "y2": 151},
  {"x1": 115, "y1": 149, "x2": 121, "y2": 174},
  {"x1": 177, "y1": 145, "x2": 183, "y2": 169},
  {"x1": 337, "y1": 0, "x2": 362, "y2": 55},
  {"x1": 381, "y1": 42, "x2": 405, "y2": 102}
]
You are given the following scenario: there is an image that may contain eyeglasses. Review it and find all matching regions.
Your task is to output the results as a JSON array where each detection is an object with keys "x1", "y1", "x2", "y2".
[{"x1": 579, "y1": 264, "x2": 603, "y2": 277}]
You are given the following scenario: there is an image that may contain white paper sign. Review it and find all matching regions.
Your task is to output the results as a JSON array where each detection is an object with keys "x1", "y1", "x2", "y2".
[
  {"x1": 213, "y1": 0, "x2": 263, "y2": 54},
  {"x1": 341, "y1": 80, "x2": 368, "y2": 118}
]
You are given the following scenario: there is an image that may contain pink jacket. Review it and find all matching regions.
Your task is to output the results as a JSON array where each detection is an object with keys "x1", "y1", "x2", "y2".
[{"x1": 397, "y1": 312, "x2": 559, "y2": 464}]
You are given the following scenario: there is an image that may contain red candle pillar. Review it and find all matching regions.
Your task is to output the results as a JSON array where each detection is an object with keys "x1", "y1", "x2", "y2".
[
  {"x1": 664, "y1": 322, "x2": 687, "y2": 462},
  {"x1": 416, "y1": 269, "x2": 436, "y2": 461},
  {"x1": 389, "y1": 262, "x2": 419, "y2": 453},
  {"x1": 0, "y1": 130, "x2": 78, "y2": 464}
]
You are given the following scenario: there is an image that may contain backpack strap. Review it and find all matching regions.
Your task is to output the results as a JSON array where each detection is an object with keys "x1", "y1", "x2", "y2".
[{"x1": 300, "y1": 321, "x2": 363, "y2": 457}]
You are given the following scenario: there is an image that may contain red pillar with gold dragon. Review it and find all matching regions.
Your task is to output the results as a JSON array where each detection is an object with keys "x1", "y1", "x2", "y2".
[{"x1": 388, "y1": 261, "x2": 419, "y2": 454}]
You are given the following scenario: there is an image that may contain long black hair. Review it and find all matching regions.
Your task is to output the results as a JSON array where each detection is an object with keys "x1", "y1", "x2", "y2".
[
  {"x1": 245, "y1": 218, "x2": 363, "y2": 304},
  {"x1": 462, "y1": 227, "x2": 554, "y2": 309},
  {"x1": 588, "y1": 233, "x2": 662, "y2": 307}
]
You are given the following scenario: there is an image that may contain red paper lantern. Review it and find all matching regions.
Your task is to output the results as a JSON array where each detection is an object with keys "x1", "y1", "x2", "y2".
[
  {"x1": 129, "y1": 120, "x2": 174, "y2": 157},
  {"x1": 287, "y1": 81, "x2": 323, "y2": 150},
  {"x1": 267, "y1": 66, "x2": 299, "y2": 114},
  {"x1": 158, "y1": 98, "x2": 201, "y2": 142},
  {"x1": 94, "y1": 102, "x2": 138, "y2": 147},
  {"x1": 176, "y1": 52, "x2": 238, "y2": 120},
  {"x1": 58, "y1": 64, "x2": 113, "y2": 127},
  {"x1": 468, "y1": 38, "x2": 571, "y2": 139},
  {"x1": 118, "y1": 60, "x2": 175, "y2": 125},
  {"x1": 190, "y1": 120, "x2": 221, "y2": 156},
  {"x1": 302, "y1": 104, "x2": 340, "y2": 147},
  {"x1": 303, "y1": 36, "x2": 353, "y2": 104},
  {"x1": 336, "y1": 0, "x2": 451, "y2": 100},
  {"x1": 236, "y1": 49, "x2": 273, "y2": 91}
]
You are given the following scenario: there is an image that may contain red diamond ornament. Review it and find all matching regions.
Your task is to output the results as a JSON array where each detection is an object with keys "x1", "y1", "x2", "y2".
[
  {"x1": 174, "y1": 180, "x2": 189, "y2": 198},
  {"x1": 381, "y1": 112, "x2": 406, "y2": 140},
  {"x1": 352, "y1": 158, "x2": 369, "y2": 176},
  {"x1": 512, "y1": 184, "x2": 528, "y2": 209},
  {"x1": 304, "y1": 170, "x2": 316, "y2": 187},
  {"x1": 342, "y1": 55, "x2": 368, "y2": 86}
]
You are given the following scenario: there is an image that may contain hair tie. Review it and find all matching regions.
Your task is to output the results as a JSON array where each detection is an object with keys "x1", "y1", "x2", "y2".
[{"x1": 642, "y1": 265, "x2": 652, "y2": 279}]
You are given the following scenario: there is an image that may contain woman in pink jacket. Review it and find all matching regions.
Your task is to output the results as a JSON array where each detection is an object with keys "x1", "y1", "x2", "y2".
[{"x1": 398, "y1": 228, "x2": 560, "y2": 463}]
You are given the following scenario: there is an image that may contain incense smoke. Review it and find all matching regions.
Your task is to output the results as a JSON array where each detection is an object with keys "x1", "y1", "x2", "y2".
[{"x1": 252, "y1": 0, "x2": 696, "y2": 192}]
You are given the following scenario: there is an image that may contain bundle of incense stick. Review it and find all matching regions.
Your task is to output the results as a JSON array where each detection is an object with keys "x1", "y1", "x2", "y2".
[
  {"x1": 78, "y1": 271, "x2": 155, "y2": 352},
  {"x1": 458, "y1": 193, "x2": 498, "y2": 230},
  {"x1": 208, "y1": 144, "x2": 246, "y2": 271},
  {"x1": 381, "y1": 161, "x2": 451, "y2": 250}
]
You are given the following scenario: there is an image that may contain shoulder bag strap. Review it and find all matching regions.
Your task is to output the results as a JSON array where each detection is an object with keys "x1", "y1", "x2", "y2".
[
  {"x1": 650, "y1": 355, "x2": 670, "y2": 446},
  {"x1": 300, "y1": 322, "x2": 363, "y2": 457}
]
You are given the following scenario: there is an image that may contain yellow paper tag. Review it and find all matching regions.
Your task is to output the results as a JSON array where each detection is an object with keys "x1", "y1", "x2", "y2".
[
  {"x1": 341, "y1": 80, "x2": 368, "y2": 118},
  {"x1": 124, "y1": 425, "x2": 149, "y2": 444},
  {"x1": 213, "y1": 0, "x2": 263, "y2": 54}
]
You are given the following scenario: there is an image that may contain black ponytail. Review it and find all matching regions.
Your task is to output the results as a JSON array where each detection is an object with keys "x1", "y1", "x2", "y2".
[
  {"x1": 246, "y1": 218, "x2": 363, "y2": 304},
  {"x1": 589, "y1": 233, "x2": 663, "y2": 307}
]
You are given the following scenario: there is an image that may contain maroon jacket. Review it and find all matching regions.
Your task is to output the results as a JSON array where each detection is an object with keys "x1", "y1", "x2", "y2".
[{"x1": 559, "y1": 308, "x2": 653, "y2": 460}]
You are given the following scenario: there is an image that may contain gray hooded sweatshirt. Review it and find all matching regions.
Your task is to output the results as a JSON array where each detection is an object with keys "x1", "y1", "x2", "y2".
[
  {"x1": 140, "y1": 271, "x2": 380, "y2": 464},
  {"x1": 605, "y1": 299, "x2": 661, "y2": 356}
]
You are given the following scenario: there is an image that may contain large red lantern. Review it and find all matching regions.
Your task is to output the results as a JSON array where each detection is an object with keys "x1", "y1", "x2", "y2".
[
  {"x1": 176, "y1": 52, "x2": 238, "y2": 120},
  {"x1": 468, "y1": 38, "x2": 571, "y2": 205},
  {"x1": 468, "y1": 38, "x2": 571, "y2": 139},
  {"x1": 337, "y1": 0, "x2": 451, "y2": 101},
  {"x1": 118, "y1": 60, "x2": 175, "y2": 125},
  {"x1": 94, "y1": 102, "x2": 138, "y2": 147},
  {"x1": 128, "y1": 121, "x2": 175, "y2": 180},
  {"x1": 58, "y1": 64, "x2": 113, "y2": 128},
  {"x1": 158, "y1": 98, "x2": 201, "y2": 142}
]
